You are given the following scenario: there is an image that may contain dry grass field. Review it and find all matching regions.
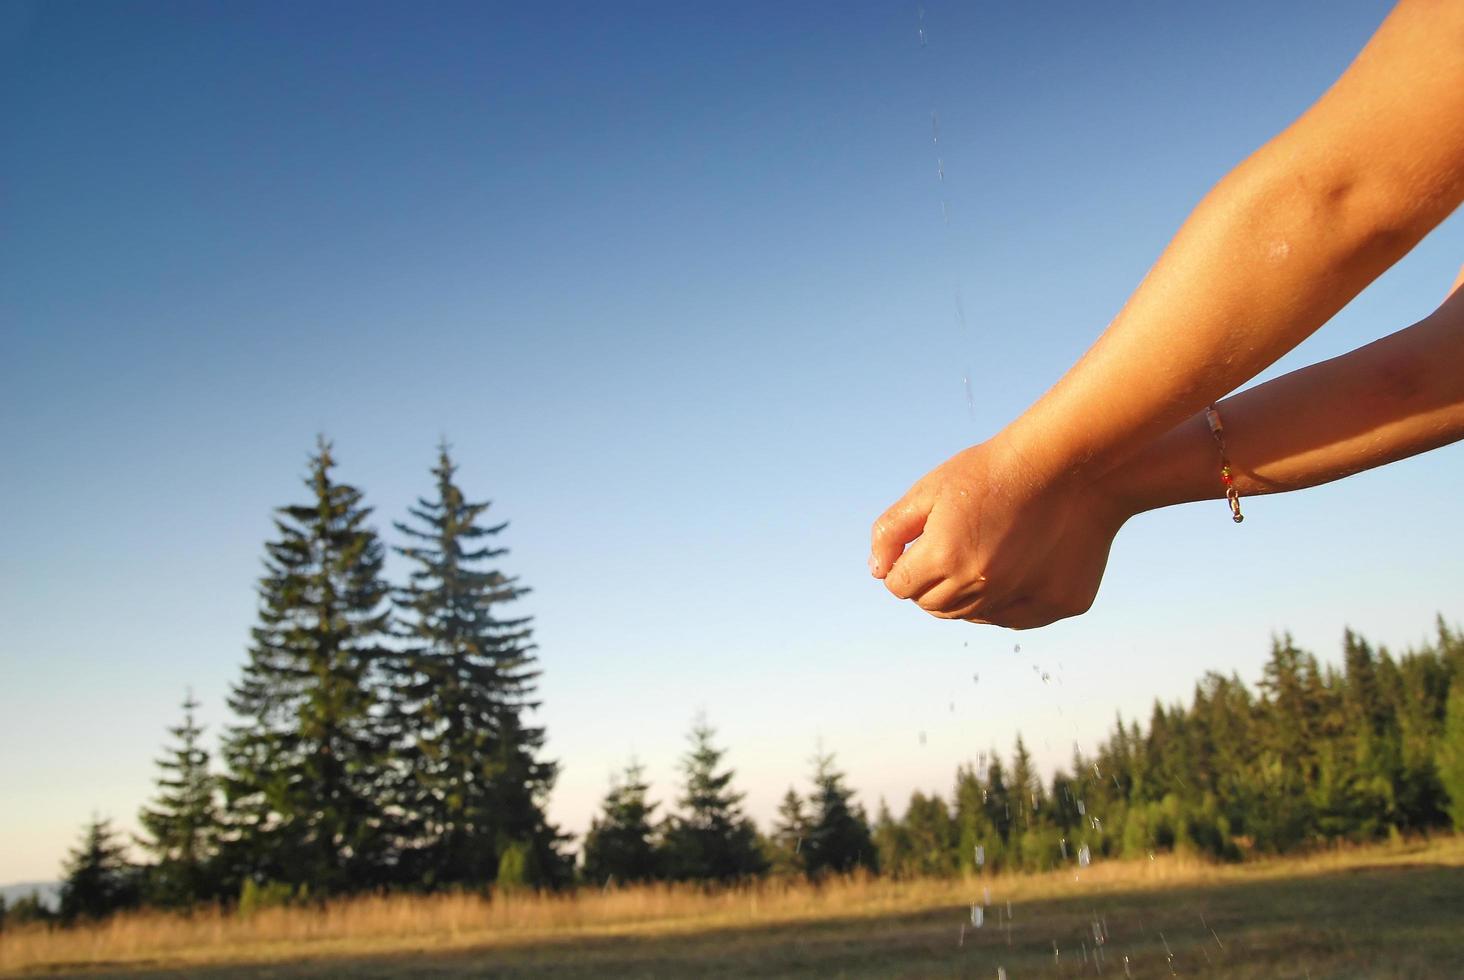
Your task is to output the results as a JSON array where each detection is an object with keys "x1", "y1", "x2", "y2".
[{"x1": 4, "y1": 836, "x2": 1462, "y2": 978}]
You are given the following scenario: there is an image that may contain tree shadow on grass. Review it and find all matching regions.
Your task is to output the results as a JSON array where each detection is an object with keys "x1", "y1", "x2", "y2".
[{"x1": 34, "y1": 862, "x2": 1464, "y2": 980}]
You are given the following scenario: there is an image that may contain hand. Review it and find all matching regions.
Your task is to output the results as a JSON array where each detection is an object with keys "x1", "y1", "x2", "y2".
[{"x1": 869, "y1": 436, "x2": 1131, "y2": 629}]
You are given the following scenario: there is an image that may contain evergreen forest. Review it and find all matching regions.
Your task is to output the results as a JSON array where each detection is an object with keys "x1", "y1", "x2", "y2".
[{"x1": 13, "y1": 440, "x2": 1464, "y2": 932}]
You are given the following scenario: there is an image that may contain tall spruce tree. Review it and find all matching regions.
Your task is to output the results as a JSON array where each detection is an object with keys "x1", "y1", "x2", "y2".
[
  {"x1": 661, "y1": 715, "x2": 765, "y2": 882},
  {"x1": 60, "y1": 817, "x2": 138, "y2": 923},
  {"x1": 581, "y1": 761, "x2": 661, "y2": 885},
  {"x1": 221, "y1": 439, "x2": 393, "y2": 894},
  {"x1": 802, "y1": 751, "x2": 875, "y2": 877},
  {"x1": 137, "y1": 690, "x2": 219, "y2": 906},
  {"x1": 388, "y1": 445, "x2": 567, "y2": 888}
]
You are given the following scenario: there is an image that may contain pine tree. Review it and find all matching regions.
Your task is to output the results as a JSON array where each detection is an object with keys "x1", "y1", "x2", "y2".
[
  {"x1": 871, "y1": 799, "x2": 912, "y2": 876},
  {"x1": 768, "y1": 788, "x2": 809, "y2": 877},
  {"x1": 802, "y1": 751, "x2": 875, "y2": 877},
  {"x1": 60, "y1": 817, "x2": 138, "y2": 923},
  {"x1": 220, "y1": 439, "x2": 393, "y2": 894},
  {"x1": 387, "y1": 445, "x2": 567, "y2": 888},
  {"x1": 660, "y1": 714, "x2": 765, "y2": 882},
  {"x1": 1437, "y1": 681, "x2": 1464, "y2": 830},
  {"x1": 137, "y1": 690, "x2": 219, "y2": 906},
  {"x1": 582, "y1": 761, "x2": 661, "y2": 885},
  {"x1": 1008, "y1": 735, "x2": 1043, "y2": 832},
  {"x1": 900, "y1": 791, "x2": 958, "y2": 876}
]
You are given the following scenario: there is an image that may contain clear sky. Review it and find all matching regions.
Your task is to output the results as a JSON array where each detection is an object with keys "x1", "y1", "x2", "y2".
[{"x1": 2, "y1": 0, "x2": 1460, "y2": 885}]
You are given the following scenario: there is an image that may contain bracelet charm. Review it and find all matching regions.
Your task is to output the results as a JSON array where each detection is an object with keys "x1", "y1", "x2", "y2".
[{"x1": 1205, "y1": 406, "x2": 1244, "y2": 524}]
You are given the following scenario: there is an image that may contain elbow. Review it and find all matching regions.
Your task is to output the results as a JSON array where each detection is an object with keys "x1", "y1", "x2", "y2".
[{"x1": 1223, "y1": 156, "x2": 1434, "y2": 278}]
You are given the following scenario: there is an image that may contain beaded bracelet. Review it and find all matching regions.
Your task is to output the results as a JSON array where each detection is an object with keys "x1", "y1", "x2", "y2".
[{"x1": 1205, "y1": 405, "x2": 1244, "y2": 524}]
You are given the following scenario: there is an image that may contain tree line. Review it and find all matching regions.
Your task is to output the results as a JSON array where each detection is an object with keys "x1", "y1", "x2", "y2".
[{"x1": 9, "y1": 437, "x2": 1463, "y2": 927}]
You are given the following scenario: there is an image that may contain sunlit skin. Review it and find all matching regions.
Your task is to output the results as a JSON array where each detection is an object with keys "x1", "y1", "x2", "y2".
[{"x1": 872, "y1": 0, "x2": 1464, "y2": 629}]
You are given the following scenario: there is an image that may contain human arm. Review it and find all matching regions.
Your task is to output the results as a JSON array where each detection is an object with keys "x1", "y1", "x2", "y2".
[
  {"x1": 1106, "y1": 273, "x2": 1464, "y2": 516},
  {"x1": 871, "y1": 0, "x2": 1464, "y2": 625},
  {"x1": 869, "y1": 274, "x2": 1464, "y2": 630},
  {"x1": 1000, "y1": 0, "x2": 1464, "y2": 486}
]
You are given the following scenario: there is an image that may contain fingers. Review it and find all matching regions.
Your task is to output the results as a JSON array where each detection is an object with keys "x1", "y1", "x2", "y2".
[
  {"x1": 920, "y1": 580, "x2": 988, "y2": 618},
  {"x1": 869, "y1": 489, "x2": 930, "y2": 580},
  {"x1": 882, "y1": 536, "x2": 946, "y2": 601}
]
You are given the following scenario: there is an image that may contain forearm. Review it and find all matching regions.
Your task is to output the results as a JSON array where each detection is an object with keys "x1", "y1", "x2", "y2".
[
  {"x1": 1000, "y1": 0, "x2": 1464, "y2": 483},
  {"x1": 1107, "y1": 294, "x2": 1464, "y2": 515}
]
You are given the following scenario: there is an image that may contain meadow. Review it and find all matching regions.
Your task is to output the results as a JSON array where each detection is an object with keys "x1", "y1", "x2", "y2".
[{"x1": 3, "y1": 836, "x2": 1461, "y2": 978}]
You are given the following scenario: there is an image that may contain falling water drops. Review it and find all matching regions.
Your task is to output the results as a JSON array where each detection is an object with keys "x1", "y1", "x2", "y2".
[
  {"x1": 970, "y1": 903, "x2": 984, "y2": 927},
  {"x1": 1078, "y1": 843, "x2": 1091, "y2": 868},
  {"x1": 974, "y1": 844, "x2": 985, "y2": 867}
]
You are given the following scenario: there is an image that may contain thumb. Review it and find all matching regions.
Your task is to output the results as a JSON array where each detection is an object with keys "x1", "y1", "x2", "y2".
[{"x1": 869, "y1": 488, "x2": 931, "y2": 579}]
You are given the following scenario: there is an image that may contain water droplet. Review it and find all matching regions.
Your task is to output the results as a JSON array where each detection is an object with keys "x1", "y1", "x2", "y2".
[
  {"x1": 974, "y1": 844, "x2": 985, "y2": 867},
  {"x1": 931, "y1": 110, "x2": 940, "y2": 143},
  {"x1": 937, "y1": 157, "x2": 945, "y2": 182},
  {"x1": 972, "y1": 672, "x2": 979, "y2": 684},
  {"x1": 1077, "y1": 800, "x2": 1085, "y2": 816},
  {"x1": 1060, "y1": 838, "x2": 1068, "y2": 860},
  {"x1": 919, "y1": 731, "x2": 927, "y2": 747},
  {"x1": 949, "y1": 701, "x2": 955, "y2": 712},
  {"x1": 1013, "y1": 643, "x2": 1021, "y2": 653},
  {"x1": 983, "y1": 886, "x2": 991, "y2": 905},
  {"x1": 1092, "y1": 816, "x2": 1102, "y2": 832},
  {"x1": 997, "y1": 968, "x2": 1007, "y2": 980},
  {"x1": 1078, "y1": 843, "x2": 1091, "y2": 868},
  {"x1": 970, "y1": 903, "x2": 984, "y2": 927}
]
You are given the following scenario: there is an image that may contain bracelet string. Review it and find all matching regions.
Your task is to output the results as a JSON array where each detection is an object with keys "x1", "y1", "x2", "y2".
[{"x1": 1204, "y1": 405, "x2": 1244, "y2": 524}]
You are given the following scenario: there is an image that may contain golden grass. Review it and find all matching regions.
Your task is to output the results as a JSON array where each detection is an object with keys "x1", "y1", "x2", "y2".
[{"x1": 3, "y1": 834, "x2": 1460, "y2": 977}]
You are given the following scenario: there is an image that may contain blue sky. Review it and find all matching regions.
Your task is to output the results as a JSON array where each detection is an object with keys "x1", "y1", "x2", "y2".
[{"x1": 2, "y1": 0, "x2": 1461, "y2": 884}]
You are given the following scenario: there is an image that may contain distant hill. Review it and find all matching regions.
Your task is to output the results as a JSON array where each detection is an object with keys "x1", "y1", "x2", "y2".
[{"x1": 1, "y1": 881, "x2": 60, "y2": 911}]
